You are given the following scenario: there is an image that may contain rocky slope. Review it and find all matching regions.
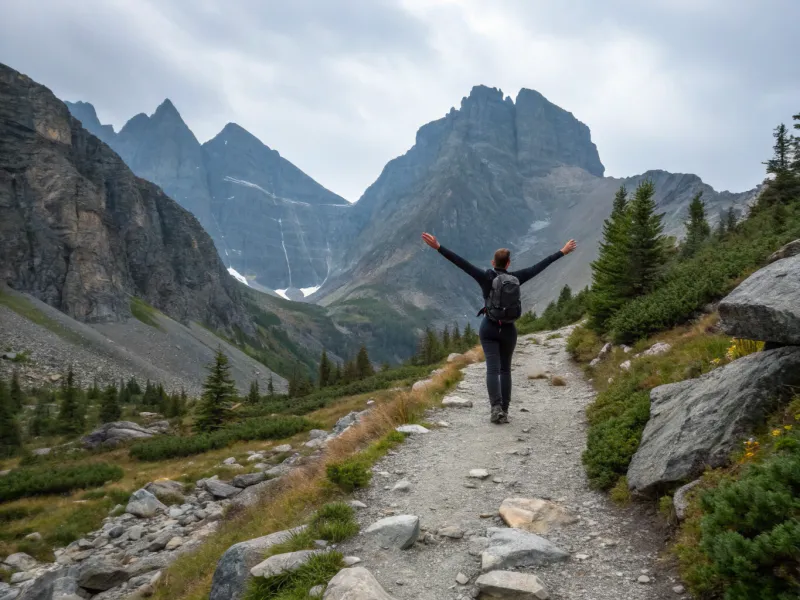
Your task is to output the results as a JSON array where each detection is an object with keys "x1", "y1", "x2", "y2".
[
  {"x1": 65, "y1": 102, "x2": 350, "y2": 297},
  {"x1": 0, "y1": 63, "x2": 250, "y2": 334}
]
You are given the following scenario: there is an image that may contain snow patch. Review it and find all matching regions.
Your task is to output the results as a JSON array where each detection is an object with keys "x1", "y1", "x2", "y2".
[
  {"x1": 530, "y1": 220, "x2": 550, "y2": 232},
  {"x1": 275, "y1": 289, "x2": 289, "y2": 300},
  {"x1": 300, "y1": 285, "x2": 321, "y2": 297},
  {"x1": 227, "y1": 267, "x2": 250, "y2": 287}
]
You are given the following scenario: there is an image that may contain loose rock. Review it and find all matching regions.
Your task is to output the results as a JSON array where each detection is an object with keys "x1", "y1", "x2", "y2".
[
  {"x1": 365, "y1": 515, "x2": 420, "y2": 549},
  {"x1": 498, "y1": 497, "x2": 578, "y2": 534},
  {"x1": 475, "y1": 570, "x2": 549, "y2": 599},
  {"x1": 323, "y1": 567, "x2": 396, "y2": 600},
  {"x1": 77, "y1": 558, "x2": 129, "y2": 591},
  {"x1": 204, "y1": 479, "x2": 242, "y2": 499},
  {"x1": 395, "y1": 424, "x2": 429, "y2": 435},
  {"x1": 481, "y1": 527, "x2": 569, "y2": 572},
  {"x1": 126, "y1": 489, "x2": 167, "y2": 518},
  {"x1": 442, "y1": 395, "x2": 473, "y2": 408}
]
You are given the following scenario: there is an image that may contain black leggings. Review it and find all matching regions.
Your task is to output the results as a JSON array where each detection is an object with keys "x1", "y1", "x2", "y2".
[{"x1": 479, "y1": 317, "x2": 518, "y2": 411}]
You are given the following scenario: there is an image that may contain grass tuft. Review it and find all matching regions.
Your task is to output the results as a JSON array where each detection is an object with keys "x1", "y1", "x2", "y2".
[
  {"x1": 550, "y1": 375, "x2": 566, "y2": 386},
  {"x1": 130, "y1": 297, "x2": 163, "y2": 330},
  {"x1": 244, "y1": 551, "x2": 343, "y2": 600}
]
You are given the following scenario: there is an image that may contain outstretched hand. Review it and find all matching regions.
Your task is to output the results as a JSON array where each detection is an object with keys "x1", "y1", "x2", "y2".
[
  {"x1": 561, "y1": 239, "x2": 577, "y2": 255},
  {"x1": 421, "y1": 232, "x2": 440, "y2": 250}
]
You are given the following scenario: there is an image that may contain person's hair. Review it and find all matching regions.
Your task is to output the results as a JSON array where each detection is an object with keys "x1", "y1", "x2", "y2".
[{"x1": 493, "y1": 248, "x2": 511, "y2": 269}]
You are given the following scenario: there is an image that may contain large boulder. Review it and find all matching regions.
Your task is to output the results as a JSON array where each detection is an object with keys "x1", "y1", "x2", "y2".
[
  {"x1": 231, "y1": 472, "x2": 267, "y2": 488},
  {"x1": 126, "y1": 489, "x2": 167, "y2": 518},
  {"x1": 768, "y1": 239, "x2": 800, "y2": 263},
  {"x1": 481, "y1": 527, "x2": 569, "y2": 572},
  {"x1": 209, "y1": 527, "x2": 306, "y2": 600},
  {"x1": 81, "y1": 421, "x2": 165, "y2": 449},
  {"x1": 475, "y1": 571, "x2": 549, "y2": 599},
  {"x1": 144, "y1": 479, "x2": 185, "y2": 502},
  {"x1": 2, "y1": 553, "x2": 37, "y2": 571},
  {"x1": 323, "y1": 567, "x2": 396, "y2": 600},
  {"x1": 364, "y1": 515, "x2": 420, "y2": 549},
  {"x1": 16, "y1": 569, "x2": 81, "y2": 600},
  {"x1": 76, "y1": 559, "x2": 129, "y2": 591},
  {"x1": 204, "y1": 479, "x2": 242, "y2": 499},
  {"x1": 718, "y1": 254, "x2": 800, "y2": 345},
  {"x1": 628, "y1": 347, "x2": 800, "y2": 494}
]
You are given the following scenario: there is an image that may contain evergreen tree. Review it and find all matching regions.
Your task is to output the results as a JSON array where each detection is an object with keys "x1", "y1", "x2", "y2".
[
  {"x1": 9, "y1": 371, "x2": 23, "y2": 413},
  {"x1": 142, "y1": 380, "x2": 160, "y2": 407},
  {"x1": 682, "y1": 192, "x2": 711, "y2": 257},
  {"x1": 179, "y1": 388, "x2": 188, "y2": 415},
  {"x1": 626, "y1": 180, "x2": 666, "y2": 296},
  {"x1": 763, "y1": 123, "x2": 798, "y2": 204},
  {"x1": 332, "y1": 363, "x2": 342, "y2": 386},
  {"x1": 343, "y1": 360, "x2": 359, "y2": 384},
  {"x1": 588, "y1": 185, "x2": 632, "y2": 330},
  {"x1": 441, "y1": 326, "x2": 451, "y2": 352},
  {"x1": 725, "y1": 207, "x2": 739, "y2": 233},
  {"x1": 318, "y1": 350, "x2": 332, "y2": 388},
  {"x1": 452, "y1": 324, "x2": 462, "y2": 351},
  {"x1": 556, "y1": 285, "x2": 573, "y2": 308},
  {"x1": 381, "y1": 361, "x2": 390, "y2": 372},
  {"x1": 98, "y1": 383, "x2": 121, "y2": 423},
  {"x1": 195, "y1": 348, "x2": 236, "y2": 432},
  {"x1": 0, "y1": 378, "x2": 22, "y2": 458},
  {"x1": 118, "y1": 379, "x2": 131, "y2": 404},
  {"x1": 355, "y1": 346, "x2": 374, "y2": 379},
  {"x1": 29, "y1": 393, "x2": 51, "y2": 437},
  {"x1": 126, "y1": 377, "x2": 142, "y2": 397},
  {"x1": 766, "y1": 123, "x2": 792, "y2": 175},
  {"x1": 463, "y1": 323, "x2": 478, "y2": 347},
  {"x1": 57, "y1": 368, "x2": 84, "y2": 434},
  {"x1": 156, "y1": 384, "x2": 169, "y2": 414},
  {"x1": 87, "y1": 378, "x2": 101, "y2": 401},
  {"x1": 267, "y1": 375, "x2": 275, "y2": 396},
  {"x1": 245, "y1": 379, "x2": 260, "y2": 404}
]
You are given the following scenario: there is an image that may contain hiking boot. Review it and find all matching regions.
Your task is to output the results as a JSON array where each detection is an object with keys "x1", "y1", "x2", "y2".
[
  {"x1": 499, "y1": 411, "x2": 510, "y2": 424},
  {"x1": 490, "y1": 406, "x2": 503, "y2": 424}
]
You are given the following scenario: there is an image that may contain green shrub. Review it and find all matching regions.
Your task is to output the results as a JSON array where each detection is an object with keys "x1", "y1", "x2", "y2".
[
  {"x1": 244, "y1": 550, "x2": 343, "y2": 600},
  {"x1": 566, "y1": 325, "x2": 602, "y2": 363},
  {"x1": 609, "y1": 476, "x2": 632, "y2": 505},
  {"x1": 129, "y1": 415, "x2": 315, "y2": 461},
  {"x1": 583, "y1": 391, "x2": 650, "y2": 490},
  {"x1": 682, "y1": 453, "x2": 800, "y2": 600},
  {"x1": 517, "y1": 286, "x2": 590, "y2": 334},
  {"x1": 129, "y1": 297, "x2": 162, "y2": 330},
  {"x1": 0, "y1": 463, "x2": 123, "y2": 502},
  {"x1": 326, "y1": 458, "x2": 372, "y2": 491}
]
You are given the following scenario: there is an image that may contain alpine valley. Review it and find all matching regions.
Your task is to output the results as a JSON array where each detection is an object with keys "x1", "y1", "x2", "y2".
[{"x1": 1, "y1": 62, "x2": 759, "y2": 388}]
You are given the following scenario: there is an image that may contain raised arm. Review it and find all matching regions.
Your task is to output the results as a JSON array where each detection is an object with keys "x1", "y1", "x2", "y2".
[
  {"x1": 512, "y1": 239, "x2": 577, "y2": 285},
  {"x1": 421, "y1": 232, "x2": 486, "y2": 285}
]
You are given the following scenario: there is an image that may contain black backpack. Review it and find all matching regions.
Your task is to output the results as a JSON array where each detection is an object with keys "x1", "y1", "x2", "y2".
[{"x1": 486, "y1": 271, "x2": 522, "y2": 323}]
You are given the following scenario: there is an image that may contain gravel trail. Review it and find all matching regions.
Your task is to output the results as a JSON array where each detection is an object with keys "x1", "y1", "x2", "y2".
[{"x1": 340, "y1": 325, "x2": 684, "y2": 600}]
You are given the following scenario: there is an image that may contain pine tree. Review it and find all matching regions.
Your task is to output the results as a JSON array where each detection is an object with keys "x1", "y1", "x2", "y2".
[
  {"x1": 318, "y1": 350, "x2": 332, "y2": 388},
  {"x1": 156, "y1": 384, "x2": 169, "y2": 414},
  {"x1": 463, "y1": 323, "x2": 478, "y2": 347},
  {"x1": 356, "y1": 346, "x2": 374, "y2": 379},
  {"x1": 195, "y1": 348, "x2": 236, "y2": 433},
  {"x1": 9, "y1": 371, "x2": 23, "y2": 413},
  {"x1": 557, "y1": 285, "x2": 573, "y2": 307},
  {"x1": 452, "y1": 324, "x2": 462, "y2": 351},
  {"x1": 766, "y1": 124, "x2": 792, "y2": 174},
  {"x1": 791, "y1": 113, "x2": 800, "y2": 175},
  {"x1": 0, "y1": 378, "x2": 22, "y2": 458},
  {"x1": 142, "y1": 380, "x2": 160, "y2": 407},
  {"x1": 332, "y1": 363, "x2": 342, "y2": 386},
  {"x1": 245, "y1": 379, "x2": 260, "y2": 404},
  {"x1": 29, "y1": 393, "x2": 52, "y2": 437},
  {"x1": 441, "y1": 326, "x2": 451, "y2": 352},
  {"x1": 763, "y1": 123, "x2": 798, "y2": 204},
  {"x1": 98, "y1": 383, "x2": 121, "y2": 423},
  {"x1": 87, "y1": 378, "x2": 101, "y2": 401},
  {"x1": 725, "y1": 207, "x2": 739, "y2": 232},
  {"x1": 127, "y1": 377, "x2": 142, "y2": 397},
  {"x1": 57, "y1": 368, "x2": 84, "y2": 434},
  {"x1": 343, "y1": 360, "x2": 359, "y2": 384},
  {"x1": 682, "y1": 192, "x2": 711, "y2": 257},
  {"x1": 267, "y1": 375, "x2": 275, "y2": 396},
  {"x1": 626, "y1": 180, "x2": 666, "y2": 296},
  {"x1": 588, "y1": 185, "x2": 633, "y2": 330}
]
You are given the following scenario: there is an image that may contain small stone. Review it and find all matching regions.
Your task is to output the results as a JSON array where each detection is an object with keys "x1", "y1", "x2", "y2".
[
  {"x1": 222, "y1": 457, "x2": 237, "y2": 465},
  {"x1": 127, "y1": 525, "x2": 144, "y2": 541},
  {"x1": 272, "y1": 444, "x2": 292, "y2": 453},
  {"x1": 10, "y1": 571, "x2": 34, "y2": 584},
  {"x1": 620, "y1": 360, "x2": 632, "y2": 371},
  {"x1": 464, "y1": 482, "x2": 478, "y2": 489},
  {"x1": 468, "y1": 469, "x2": 490, "y2": 479},
  {"x1": 126, "y1": 489, "x2": 167, "y2": 518},
  {"x1": 349, "y1": 500, "x2": 367, "y2": 509},
  {"x1": 108, "y1": 525, "x2": 124, "y2": 539},
  {"x1": 575, "y1": 553, "x2": 589, "y2": 560},
  {"x1": 392, "y1": 480, "x2": 412, "y2": 492},
  {"x1": 638, "y1": 575, "x2": 651, "y2": 584},
  {"x1": 396, "y1": 424, "x2": 429, "y2": 434},
  {"x1": 343, "y1": 556, "x2": 362, "y2": 566},
  {"x1": 456, "y1": 572, "x2": 469, "y2": 585},
  {"x1": 437, "y1": 421, "x2": 451, "y2": 428},
  {"x1": 246, "y1": 454, "x2": 265, "y2": 462},
  {"x1": 522, "y1": 428, "x2": 531, "y2": 433},
  {"x1": 438, "y1": 526, "x2": 464, "y2": 539},
  {"x1": 492, "y1": 477, "x2": 504, "y2": 483},
  {"x1": 673, "y1": 584, "x2": 686, "y2": 594},
  {"x1": 23, "y1": 532, "x2": 42, "y2": 542},
  {"x1": 442, "y1": 395, "x2": 473, "y2": 408},
  {"x1": 476, "y1": 570, "x2": 549, "y2": 599},
  {"x1": 309, "y1": 584, "x2": 325, "y2": 598},
  {"x1": 314, "y1": 540, "x2": 328, "y2": 549},
  {"x1": 165, "y1": 536, "x2": 183, "y2": 551},
  {"x1": 365, "y1": 515, "x2": 420, "y2": 549},
  {"x1": 520, "y1": 407, "x2": 530, "y2": 412},
  {"x1": 480, "y1": 512, "x2": 495, "y2": 518}
]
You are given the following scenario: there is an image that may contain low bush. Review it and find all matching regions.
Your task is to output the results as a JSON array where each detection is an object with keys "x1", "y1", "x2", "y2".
[
  {"x1": 583, "y1": 391, "x2": 650, "y2": 490},
  {"x1": 129, "y1": 416, "x2": 316, "y2": 461},
  {"x1": 0, "y1": 463, "x2": 123, "y2": 502},
  {"x1": 566, "y1": 325, "x2": 602, "y2": 362},
  {"x1": 517, "y1": 285, "x2": 590, "y2": 334},
  {"x1": 326, "y1": 458, "x2": 372, "y2": 491}
]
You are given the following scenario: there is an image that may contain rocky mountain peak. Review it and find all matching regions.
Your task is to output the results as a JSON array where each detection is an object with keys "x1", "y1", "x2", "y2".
[{"x1": 63, "y1": 100, "x2": 116, "y2": 145}]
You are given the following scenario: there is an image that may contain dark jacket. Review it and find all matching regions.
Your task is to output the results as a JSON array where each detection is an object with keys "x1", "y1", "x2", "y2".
[{"x1": 437, "y1": 245, "x2": 564, "y2": 314}]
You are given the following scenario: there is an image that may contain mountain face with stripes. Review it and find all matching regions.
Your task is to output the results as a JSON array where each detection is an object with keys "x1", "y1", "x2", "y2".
[{"x1": 64, "y1": 100, "x2": 350, "y2": 299}]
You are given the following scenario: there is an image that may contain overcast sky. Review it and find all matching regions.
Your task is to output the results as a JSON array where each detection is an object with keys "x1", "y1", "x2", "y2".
[{"x1": 2, "y1": 0, "x2": 798, "y2": 201}]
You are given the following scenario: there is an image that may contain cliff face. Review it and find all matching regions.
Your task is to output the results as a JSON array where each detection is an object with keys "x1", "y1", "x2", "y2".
[{"x1": 0, "y1": 64, "x2": 251, "y2": 333}]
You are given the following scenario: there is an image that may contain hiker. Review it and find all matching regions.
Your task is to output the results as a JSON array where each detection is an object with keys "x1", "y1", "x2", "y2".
[{"x1": 421, "y1": 232, "x2": 577, "y2": 423}]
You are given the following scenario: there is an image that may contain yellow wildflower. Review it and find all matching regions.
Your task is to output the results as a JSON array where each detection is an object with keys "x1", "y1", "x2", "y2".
[
  {"x1": 771, "y1": 429, "x2": 782, "y2": 437},
  {"x1": 784, "y1": 425, "x2": 793, "y2": 431}
]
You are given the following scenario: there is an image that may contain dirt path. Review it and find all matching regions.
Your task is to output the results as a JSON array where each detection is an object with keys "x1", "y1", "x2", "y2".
[{"x1": 340, "y1": 325, "x2": 683, "y2": 600}]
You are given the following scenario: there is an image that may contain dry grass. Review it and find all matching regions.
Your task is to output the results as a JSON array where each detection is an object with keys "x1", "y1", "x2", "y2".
[
  {"x1": 550, "y1": 375, "x2": 566, "y2": 386},
  {"x1": 527, "y1": 373, "x2": 548, "y2": 380},
  {"x1": 151, "y1": 352, "x2": 478, "y2": 600}
]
